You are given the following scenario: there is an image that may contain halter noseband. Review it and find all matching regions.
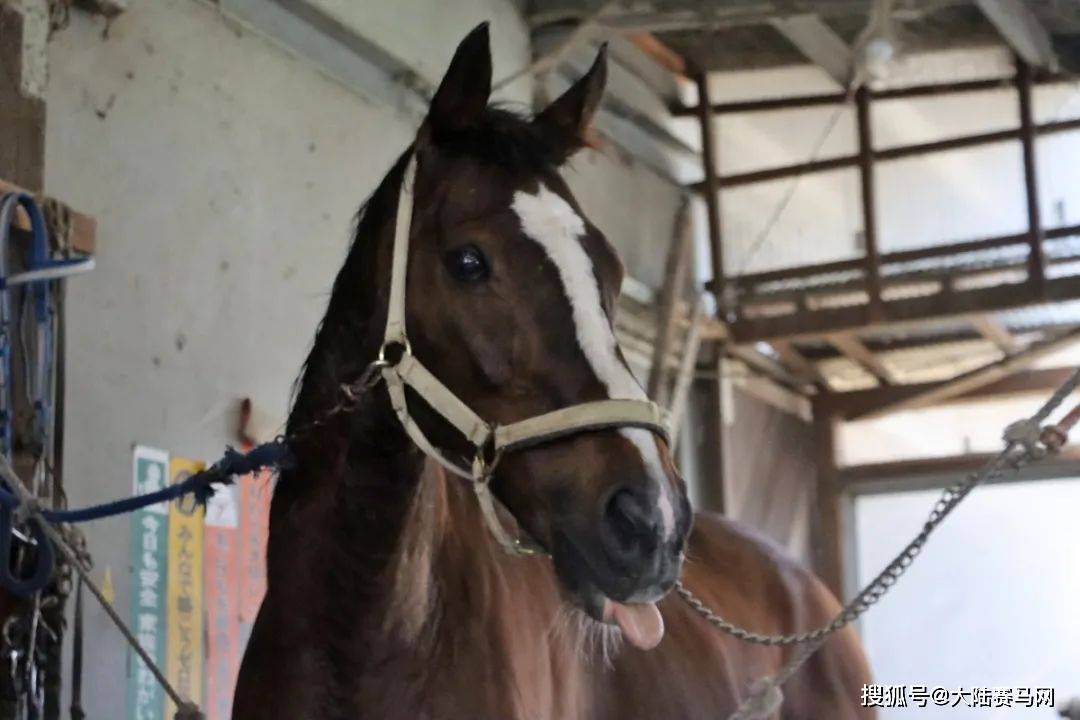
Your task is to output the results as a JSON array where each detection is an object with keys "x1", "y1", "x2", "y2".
[{"x1": 375, "y1": 154, "x2": 672, "y2": 557}]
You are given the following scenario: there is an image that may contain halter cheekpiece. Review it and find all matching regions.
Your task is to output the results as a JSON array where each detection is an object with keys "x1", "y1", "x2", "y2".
[{"x1": 368, "y1": 154, "x2": 672, "y2": 556}]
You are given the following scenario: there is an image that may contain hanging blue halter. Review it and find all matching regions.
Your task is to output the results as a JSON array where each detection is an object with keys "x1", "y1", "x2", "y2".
[{"x1": 0, "y1": 192, "x2": 94, "y2": 595}]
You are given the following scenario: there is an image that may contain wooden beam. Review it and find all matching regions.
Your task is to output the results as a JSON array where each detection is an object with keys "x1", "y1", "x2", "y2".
[
  {"x1": 856, "y1": 86, "x2": 883, "y2": 319},
  {"x1": 768, "y1": 13, "x2": 852, "y2": 87},
  {"x1": 825, "y1": 366, "x2": 1077, "y2": 420},
  {"x1": 0, "y1": 3, "x2": 47, "y2": 193},
  {"x1": 970, "y1": 315, "x2": 1019, "y2": 354},
  {"x1": 704, "y1": 352, "x2": 728, "y2": 515},
  {"x1": 532, "y1": 1, "x2": 964, "y2": 34},
  {"x1": 734, "y1": 226, "x2": 1067, "y2": 292},
  {"x1": 728, "y1": 345, "x2": 808, "y2": 392},
  {"x1": 625, "y1": 33, "x2": 686, "y2": 76},
  {"x1": 668, "y1": 296, "x2": 706, "y2": 442},
  {"x1": 771, "y1": 340, "x2": 827, "y2": 387},
  {"x1": 727, "y1": 269, "x2": 1080, "y2": 343},
  {"x1": 671, "y1": 75, "x2": 1047, "y2": 117},
  {"x1": 704, "y1": 126, "x2": 1021, "y2": 191},
  {"x1": 811, "y1": 399, "x2": 848, "y2": 598},
  {"x1": 839, "y1": 446, "x2": 1080, "y2": 490},
  {"x1": 851, "y1": 327, "x2": 1080, "y2": 420},
  {"x1": 1017, "y1": 57, "x2": 1047, "y2": 292},
  {"x1": 691, "y1": 113, "x2": 1080, "y2": 194},
  {"x1": 648, "y1": 197, "x2": 694, "y2": 404},
  {"x1": 706, "y1": 154, "x2": 858, "y2": 191},
  {"x1": 695, "y1": 72, "x2": 726, "y2": 310},
  {"x1": 827, "y1": 332, "x2": 894, "y2": 386},
  {"x1": 0, "y1": 179, "x2": 97, "y2": 256},
  {"x1": 976, "y1": 0, "x2": 1059, "y2": 70}
]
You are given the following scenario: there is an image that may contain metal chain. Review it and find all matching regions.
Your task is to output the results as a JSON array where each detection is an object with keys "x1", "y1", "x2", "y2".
[
  {"x1": 678, "y1": 366, "x2": 1080, "y2": 648},
  {"x1": 679, "y1": 367, "x2": 1080, "y2": 720},
  {"x1": 675, "y1": 442, "x2": 1020, "y2": 646},
  {"x1": 285, "y1": 359, "x2": 389, "y2": 440}
]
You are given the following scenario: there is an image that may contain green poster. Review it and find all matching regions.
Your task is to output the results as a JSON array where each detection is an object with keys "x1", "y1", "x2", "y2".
[{"x1": 127, "y1": 445, "x2": 170, "y2": 720}]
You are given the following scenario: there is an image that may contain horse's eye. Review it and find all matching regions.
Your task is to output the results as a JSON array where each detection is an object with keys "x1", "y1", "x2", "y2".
[{"x1": 444, "y1": 245, "x2": 489, "y2": 283}]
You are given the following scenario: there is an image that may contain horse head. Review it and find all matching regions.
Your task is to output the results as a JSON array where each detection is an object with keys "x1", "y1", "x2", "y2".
[{"x1": 352, "y1": 24, "x2": 692, "y2": 650}]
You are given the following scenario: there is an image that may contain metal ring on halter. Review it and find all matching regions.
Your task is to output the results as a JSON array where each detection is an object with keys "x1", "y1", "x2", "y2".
[{"x1": 377, "y1": 339, "x2": 412, "y2": 366}]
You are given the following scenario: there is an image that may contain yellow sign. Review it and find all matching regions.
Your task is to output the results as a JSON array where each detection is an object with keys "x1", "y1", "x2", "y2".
[{"x1": 165, "y1": 457, "x2": 205, "y2": 715}]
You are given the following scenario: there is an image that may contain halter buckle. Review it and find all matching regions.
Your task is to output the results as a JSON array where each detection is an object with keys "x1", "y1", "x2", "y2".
[{"x1": 470, "y1": 435, "x2": 502, "y2": 484}]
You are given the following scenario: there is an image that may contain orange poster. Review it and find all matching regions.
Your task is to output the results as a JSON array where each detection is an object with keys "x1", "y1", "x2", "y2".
[
  {"x1": 238, "y1": 468, "x2": 272, "y2": 637},
  {"x1": 204, "y1": 484, "x2": 240, "y2": 720}
]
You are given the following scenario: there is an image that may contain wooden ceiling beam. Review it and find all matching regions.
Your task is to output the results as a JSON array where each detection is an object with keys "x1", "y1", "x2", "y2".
[
  {"x1": 823, "y1": 366, "x2": 1078, "y2": 420},
  {"x1": 727, "y1": 345, "x2": 808, "y2": 393},
  {"x1": 771, "y1": 340, "x2": 828, "y2": 387},
  {"x1": 826, "y1": 332, "x2": 895, "y2": 386},
  {"x1": 969, "y1": 314, "x2": 1019, "y2": 354},
  {"x1": 725, "y1": 270, "x2": 1080, "y2": 344},
  {"x1": 768, "y1": 13, "x2": 853, "y2": 87},
  {"x1": 976, "y1": 0, "x2": 1059, "y2": 70},
  {"x1": 839, "y1": 445, "x2": 1080, "y2": 489},
  {"x1": 848, "y1": 327, "x2": 1080, "y2": 420},
  {"x1": 625, "y1": 32, "x2": 687, "y2": 76}
]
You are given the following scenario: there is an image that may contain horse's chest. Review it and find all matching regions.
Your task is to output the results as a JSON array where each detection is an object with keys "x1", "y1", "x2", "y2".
[{"x1": 351, "y1": 617, "x2": 587, "y2": 720}]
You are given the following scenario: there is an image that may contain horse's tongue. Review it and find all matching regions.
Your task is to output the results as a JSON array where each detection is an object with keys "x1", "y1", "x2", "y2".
[{"x1": 603, "y1": 599, "x2": 664, "y2": 650}]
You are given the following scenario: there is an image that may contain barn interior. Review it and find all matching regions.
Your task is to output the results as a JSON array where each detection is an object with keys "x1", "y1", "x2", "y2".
[{"x1": 2, "y1": 0, "x2": 1079, "y2": 717}]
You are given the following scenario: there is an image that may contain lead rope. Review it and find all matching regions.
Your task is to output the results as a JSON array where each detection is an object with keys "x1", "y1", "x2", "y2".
[{"x1": 677, "y1": 367, "x2": 1080, "y2": 720}]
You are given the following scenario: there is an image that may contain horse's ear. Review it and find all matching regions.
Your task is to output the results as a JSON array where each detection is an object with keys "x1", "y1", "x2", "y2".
[
  {"x1": 421, "y1": 22, "x2": 492, "y2": 142},
  {"x1": 533, "y1": 44, "x2": 607, "y2": 161}
]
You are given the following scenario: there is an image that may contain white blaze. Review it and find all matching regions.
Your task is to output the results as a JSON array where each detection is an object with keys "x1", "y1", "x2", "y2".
[{"x1": 511, "y1": 183, "x2": 676, "y2": 539}]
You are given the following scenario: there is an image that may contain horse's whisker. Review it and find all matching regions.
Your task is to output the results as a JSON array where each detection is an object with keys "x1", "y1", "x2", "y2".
[{"x1": 548, "y1": 603, "x2": 623, "y2": 669}]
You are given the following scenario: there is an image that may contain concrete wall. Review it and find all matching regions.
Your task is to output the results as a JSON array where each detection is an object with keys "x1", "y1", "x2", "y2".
[{"x1": 41, "y1": 0, "x2": 685, "y2": 714}]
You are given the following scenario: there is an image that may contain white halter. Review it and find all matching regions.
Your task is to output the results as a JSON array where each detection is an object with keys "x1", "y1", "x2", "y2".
[{"x1": 377, "y1": 154, "x2": 672, "y2": 556}]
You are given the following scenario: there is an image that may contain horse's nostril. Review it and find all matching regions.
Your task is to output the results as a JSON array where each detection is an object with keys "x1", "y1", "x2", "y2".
[{"x1": 604, "y1": 488, "x2": 658, "y2": 553}]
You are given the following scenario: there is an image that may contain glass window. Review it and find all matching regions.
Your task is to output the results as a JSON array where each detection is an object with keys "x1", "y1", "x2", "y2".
[{"x1": 854, "y1": 479, "x2": 1080, "y2": 717}]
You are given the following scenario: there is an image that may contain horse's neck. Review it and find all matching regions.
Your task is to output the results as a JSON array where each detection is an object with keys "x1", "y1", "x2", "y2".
[
  {"x1": 273, "y1": 428, "x2": 590, "y2": 718},
  {"x1": 284, "y1": 428, "x2": 487, "y2": 641}
]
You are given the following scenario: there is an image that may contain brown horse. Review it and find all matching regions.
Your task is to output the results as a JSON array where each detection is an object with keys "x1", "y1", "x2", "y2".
[{"x1": 233, "y1": 24, "x2": 874, "y2": 720}]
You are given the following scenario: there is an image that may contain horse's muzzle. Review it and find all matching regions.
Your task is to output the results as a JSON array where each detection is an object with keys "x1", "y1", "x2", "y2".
[{"x1": 594, "y1": 484, "x2": 689, "y2": 604}]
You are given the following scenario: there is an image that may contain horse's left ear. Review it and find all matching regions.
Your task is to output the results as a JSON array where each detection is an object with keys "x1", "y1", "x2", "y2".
[
  {"x1": 421, "y1": 22, "x2": 492, "y2": 143},
  {"x1": 533, "y1": 44, "x2": 607, "y2": 161}
]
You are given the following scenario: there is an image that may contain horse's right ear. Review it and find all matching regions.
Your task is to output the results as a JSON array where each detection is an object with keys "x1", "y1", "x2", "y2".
[
  {"x1": 421, "y1": 22, "x2": 492, "y2": 143},
  {"x1": 532, "y1": 44, "x2": 607, "y2": 162}
]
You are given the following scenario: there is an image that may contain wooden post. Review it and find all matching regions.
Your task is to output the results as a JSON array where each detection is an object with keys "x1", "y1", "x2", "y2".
[
  {"x1": 710, "y1": 350, "x2": 727, "y2": 515},
  {"x1": 648, "y1": 197, "x2": 694, "y2": 404},
  {"x1": 812, "y1": 397, "x2": 850, "y2": 599},
  {"x1": 0, "y1": 3, "x2": 47, "y2": 192},
  {"x1": 695, "y1": 71, "x2": 726, "y2": 315},
  {"x1": 1016, "y1": 57, "x2": 1046, "y2": 293},
  {"x1": 855, "y1": 86, "x2": 884, "y2": 320}
]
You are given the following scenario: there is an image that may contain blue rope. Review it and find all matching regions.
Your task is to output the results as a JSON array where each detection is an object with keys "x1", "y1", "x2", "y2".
[{"x1": 0, "y1": 438, "x2": 295, "y2": 524}]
